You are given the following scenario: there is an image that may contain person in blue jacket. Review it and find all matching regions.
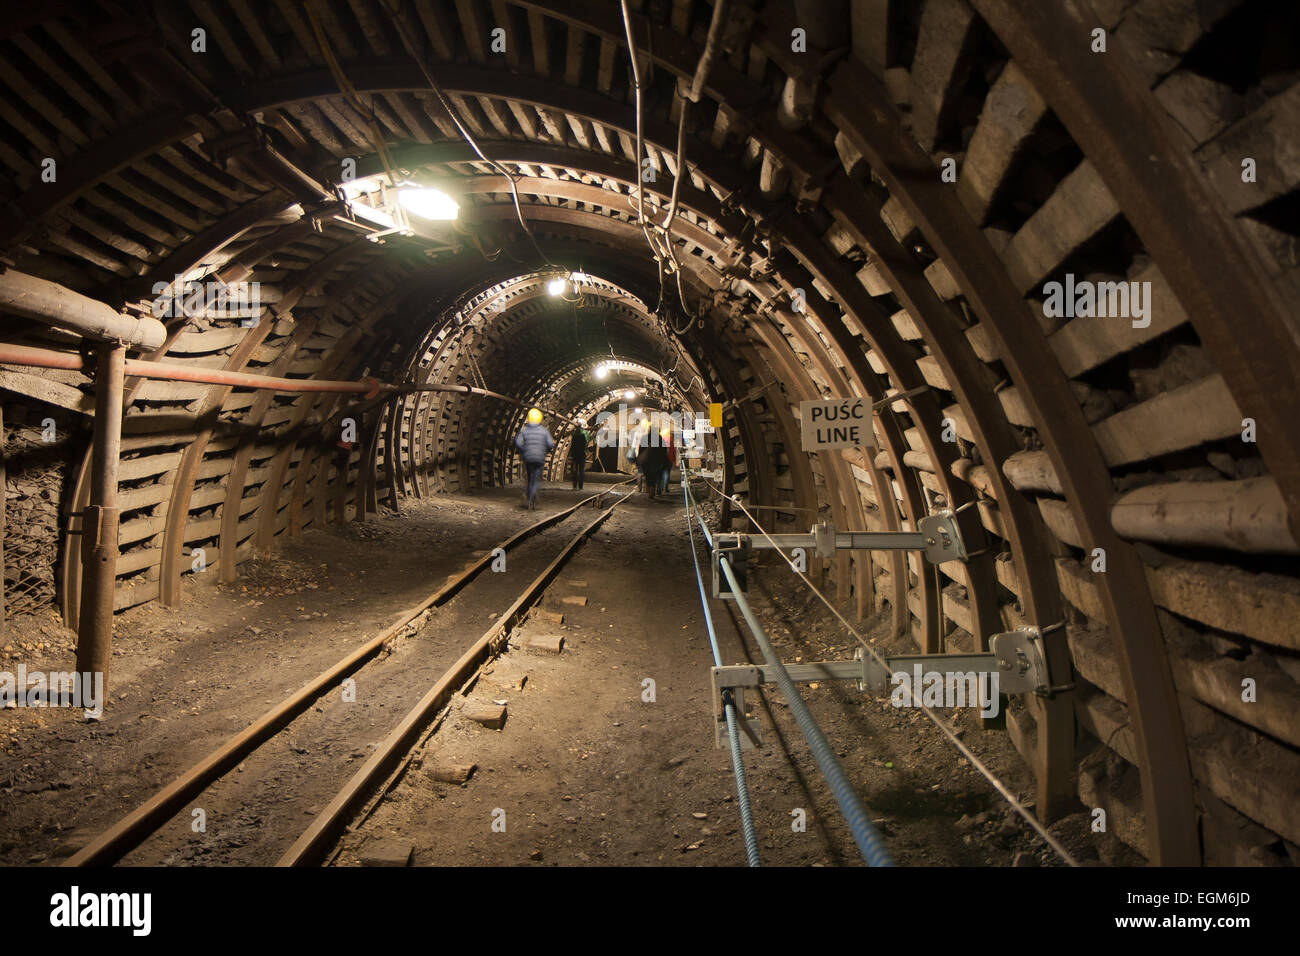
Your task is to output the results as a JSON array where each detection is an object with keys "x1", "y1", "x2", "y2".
[{"x1": 515, "y1": 407, "x2": 555, "y2": 510}]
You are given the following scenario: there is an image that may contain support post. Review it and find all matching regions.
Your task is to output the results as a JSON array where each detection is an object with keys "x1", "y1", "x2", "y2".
[
  {"x1": 0, "y1": 406, "x2": 5, "y2": 634},
  {"x1": 76, "y1": 342, "x2": 125, "y2": 696}
]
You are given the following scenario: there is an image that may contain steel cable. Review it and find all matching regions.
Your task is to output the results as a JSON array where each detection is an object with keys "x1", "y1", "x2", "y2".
[
  {"x1": 681, "y1": 478, "x2": 761, "y2": 865},
  {"x1": 695, "y1": 477, "x2": 1081, "y2": 866}
]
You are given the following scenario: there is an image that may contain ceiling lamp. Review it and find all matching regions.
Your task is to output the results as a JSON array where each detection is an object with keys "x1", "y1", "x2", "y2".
[
  {"x1": 623, "y1": 389, "x2": 636, "y2": 401},
  {"x1": 397, "y1": 187, "x2": 459, "y2": 220},
  {"x1": 594, "y1": 364, "x2": 609, "y2": 380},
  {"x1": 547, "y1": 276, "x2": 569, "y2": 296}
]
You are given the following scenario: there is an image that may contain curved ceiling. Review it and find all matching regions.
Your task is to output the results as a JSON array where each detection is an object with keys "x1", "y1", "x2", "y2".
[{"x1": 2, "y1": 0, "x2": 1298, "y2": 869}]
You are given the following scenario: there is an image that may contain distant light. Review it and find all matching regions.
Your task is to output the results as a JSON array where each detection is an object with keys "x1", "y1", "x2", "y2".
[
  {"x1": 547, "y1": 277, "x2": 567, "y2": 296},
  {"x1": 397, "y1": 187, "x2": 459, "y2": 220},
  {"x1": 623, "y1": 389, "x2": 636, "y2": 401},
  {"x1": 594, "y1": 364, "x2": 609, "y2": 380},
  {"x1": 633, "y1": 407, "x2": 643, "y2": 415}
]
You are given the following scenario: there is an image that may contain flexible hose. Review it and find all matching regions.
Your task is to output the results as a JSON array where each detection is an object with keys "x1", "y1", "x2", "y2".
[
  {"x1": 681, "y1": 475, "x2": 761, "y2": 866},
  {"x1": 689, "y1": 473, "x2": 893, "y2": 867},
  {"x1": 716, "y1": 552, "x2": 894, "y2": 867}
]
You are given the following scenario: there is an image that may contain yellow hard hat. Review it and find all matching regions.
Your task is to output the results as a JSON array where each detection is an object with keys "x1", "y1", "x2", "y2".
[{"x1": 527, "y1": 408, "x2": 543, "y2": 424}]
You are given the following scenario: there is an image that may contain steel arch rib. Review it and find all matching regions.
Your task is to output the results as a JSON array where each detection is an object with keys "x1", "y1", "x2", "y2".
[{"x1": 819, "y1": 53, "x2": 1198, "y2": 864}]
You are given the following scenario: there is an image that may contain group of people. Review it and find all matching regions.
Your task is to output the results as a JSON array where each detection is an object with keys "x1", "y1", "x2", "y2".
[
  {"x1": 512, "y1": 409, "x2": 676, "y2": 508},
  {"x1": 628, "y1": 418, "x2": 677, "y2": 501}
]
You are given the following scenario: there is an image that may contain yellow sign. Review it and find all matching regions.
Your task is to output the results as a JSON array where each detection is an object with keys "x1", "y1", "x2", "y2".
[{"x1": 709, "y1": 402, "x2": 723, "y2": 428}]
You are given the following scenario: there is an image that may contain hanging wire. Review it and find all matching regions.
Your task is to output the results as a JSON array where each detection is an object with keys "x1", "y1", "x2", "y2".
[
  {"x1": 379, "y1": 0, "x2": 552, "y2": 266},
  {"x1": 306, "y1": 3, "x2": 402, "y2": 189},
  {"x1": 619, "y1": 0, "x2": 730, "y2": 338}
]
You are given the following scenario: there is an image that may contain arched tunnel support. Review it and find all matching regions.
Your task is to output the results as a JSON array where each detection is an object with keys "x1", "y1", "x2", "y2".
[{"x1": 2, "y1": 0, "x2": 1297, "y2": 868}]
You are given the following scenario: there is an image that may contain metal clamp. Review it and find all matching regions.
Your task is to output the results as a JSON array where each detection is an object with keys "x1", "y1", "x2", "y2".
[
  {"x1": 710, "y1": 668, "x2": 762, "y2": 749},
  {"x1": 917, "y1": 509, "x2": 966, "y2": 563},
  {"x1": 812, "y1": 521, "x2": 835, "y2": 559},
  {"x1": 989, "y1": 626, "x2": 1054, "y2": 696},
  {"x1": 711, "y1": 534, "x2": 750, "y2": 600}
]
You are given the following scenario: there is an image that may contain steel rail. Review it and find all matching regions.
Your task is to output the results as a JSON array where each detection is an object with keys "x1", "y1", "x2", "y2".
[
  {"x1": 277, "y1": 493, "x2": 630, "y2": 866},
  {"x1": 63, "y1": 480, "x2": 632, "y2": 867}
]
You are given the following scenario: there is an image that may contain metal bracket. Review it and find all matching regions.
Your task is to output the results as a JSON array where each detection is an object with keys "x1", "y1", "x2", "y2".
[
  {"x1": 707, "y1": 625, "x2": 1061, "y2": 748},
  {"x1": 711, "y1": 535, "x2": 749, "y2": 600},
  {"x1": 711, "y1": 512, "x2": 969, "y2": 569},
  {"x1": 917, "y1": 509, "x2": 967, "y2": 563},
  {"x1": 990, "y1": 625, "x2": 1063, "y2": 697},
  {"x1": 710, "y1": 668, "x2": 762, "y2": 749},
  {"x1": 812, "y1": 520, "x2": 835, "y2": 559}
]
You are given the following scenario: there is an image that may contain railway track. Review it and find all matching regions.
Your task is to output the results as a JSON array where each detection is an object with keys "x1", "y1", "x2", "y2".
[{"x1": 65, "y1": 481, "x2": 633, "y2": 867}]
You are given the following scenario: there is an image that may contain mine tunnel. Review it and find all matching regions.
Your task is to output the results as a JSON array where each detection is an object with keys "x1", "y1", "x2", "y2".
[{"x1": 0, "y1": 0, "x2": 1297, "y2": 888}]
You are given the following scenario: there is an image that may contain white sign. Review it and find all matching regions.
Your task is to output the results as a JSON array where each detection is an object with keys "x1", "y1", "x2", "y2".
[
  {"x1": 799, "y1": 398, "x2": 868, "y2": 451},
  {"x1": 694, "y1": 417, "x2": 715, "y2": 434}
]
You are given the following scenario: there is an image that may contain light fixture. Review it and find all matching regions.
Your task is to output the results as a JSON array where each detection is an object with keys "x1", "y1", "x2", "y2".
[
  {"x1": 594, "y1": 364, "x2": 609, "y2": 380},
  {"x1": 623, "y1": 389, "x2": 636, "y2": 401},
  {"x1": 397, "y1": 187, "x2": 459, "y2": 221}
]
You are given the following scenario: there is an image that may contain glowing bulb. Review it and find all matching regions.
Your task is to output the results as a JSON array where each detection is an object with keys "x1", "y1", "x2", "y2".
[
  {"x1": 547, "y1": 277, "x2": 567, "y2": 296},
  {"x1": 397, "y1": 187, "x2": 459, "y2": 220},
  {"x1": 623, "y1": 389, "x2": 636, "y2": 401},
  {"x1": 594, "y1": 364, "x2": 609, "y2": 380}
]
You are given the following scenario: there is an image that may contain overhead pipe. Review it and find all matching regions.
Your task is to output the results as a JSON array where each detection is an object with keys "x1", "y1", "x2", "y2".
[
  {"x1": 0, "y1": 342, "x2": 580, "y2": 424},
  {"x1": 0, "y1": 268, "x2": 166, "y2": 350}
]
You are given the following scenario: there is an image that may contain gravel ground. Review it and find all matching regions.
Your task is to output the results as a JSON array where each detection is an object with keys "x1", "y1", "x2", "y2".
[{"x1": 0, "y1": 478, "x2": 1122, "y2": 866}]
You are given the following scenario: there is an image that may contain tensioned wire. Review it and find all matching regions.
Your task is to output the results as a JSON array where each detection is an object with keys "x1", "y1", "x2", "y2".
[{"x1": 692, "y1": 474, "x2": 1080, "y2": 867}]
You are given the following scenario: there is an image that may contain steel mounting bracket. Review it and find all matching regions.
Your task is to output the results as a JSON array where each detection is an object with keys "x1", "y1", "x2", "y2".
[{"x1": 917, "y1": 509, "x2": 967, "y2": 563}]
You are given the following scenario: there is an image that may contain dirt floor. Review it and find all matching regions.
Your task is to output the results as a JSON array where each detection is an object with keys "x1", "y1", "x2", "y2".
[{"x1": 1, "y1": 475, "x2": 1120, "y2": 866}]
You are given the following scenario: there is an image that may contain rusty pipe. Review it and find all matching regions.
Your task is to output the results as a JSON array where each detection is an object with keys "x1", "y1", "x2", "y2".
[
  {"x1": 0, "y1": 342, "x2": 579, "y2": 423},
  {"x1": 0, "y1": 268, "x2": 166, "y2": 350}
]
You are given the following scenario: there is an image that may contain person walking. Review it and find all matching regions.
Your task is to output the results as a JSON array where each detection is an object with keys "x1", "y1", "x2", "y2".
[
  {"x1": 658, "y1": 422, "x2": 677, "y2": 497},
  {"x1": 639, "y1": 420, "x2": 669, "y2": 501},
  {"x1": 514, "y1": 408, "x2": 555, "y2": 510},
  {"x1": 570, "y1": 420, "x2": 592, "y2": 490}
]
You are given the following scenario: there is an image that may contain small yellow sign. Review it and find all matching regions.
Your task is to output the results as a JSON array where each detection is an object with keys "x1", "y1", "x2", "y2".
[{"x1": 709, "y1": 402, "x2": 723, "y2": 428}]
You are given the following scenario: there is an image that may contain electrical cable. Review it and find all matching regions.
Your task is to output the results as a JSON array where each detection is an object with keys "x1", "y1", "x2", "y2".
[{"x1": 379, "y1": 0, "x2": 551, "y2": 266}]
